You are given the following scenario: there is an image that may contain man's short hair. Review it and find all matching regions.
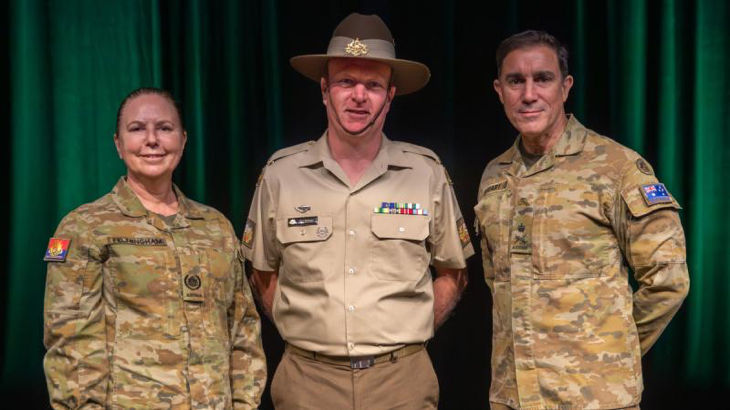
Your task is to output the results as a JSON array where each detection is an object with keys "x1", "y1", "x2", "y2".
[{"x1": 495, "y1": 30, "x2": 569, "y2": 79}]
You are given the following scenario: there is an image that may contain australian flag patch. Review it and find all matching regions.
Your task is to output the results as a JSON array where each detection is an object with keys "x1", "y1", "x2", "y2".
[{"x1": 641, "y1": 183, "x2": 672, "y2": 205}]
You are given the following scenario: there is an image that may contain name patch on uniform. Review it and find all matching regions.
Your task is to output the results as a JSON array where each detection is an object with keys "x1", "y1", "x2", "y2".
[
  {"x1": 484, "y1": 180, "x2": 508, "y2": 195},
  {"x1": 44, "y1": 238, "x2": 71, "y2": 262},
  {"x1": 457, "y1": 218, "x2": 470, "y2": 248},
  {"x1": 641, "y1": 183, "x2": 672, "y2": 205},
  {"x1": 109, "y1": 237, "x2": 167, "y2": 246},
  {"x1": 242, "y1": 219, "x2": 255, "y2": 249},
  {"x1": 288, "y1": 216, "x2": 318, "y2": 226}
]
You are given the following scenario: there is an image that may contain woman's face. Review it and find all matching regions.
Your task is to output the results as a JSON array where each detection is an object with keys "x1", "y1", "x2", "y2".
[{"x1": 115, "y1": 94, "x2": 186, "y2": 184}]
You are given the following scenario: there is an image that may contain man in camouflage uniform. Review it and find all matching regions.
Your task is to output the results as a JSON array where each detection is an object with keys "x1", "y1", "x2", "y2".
[
  {"x1": 43, "y1": 177, "x2": 266, "y2": 409},
  {"x1": 475, "y1": 30, "x2": 690, "y2": 409}
]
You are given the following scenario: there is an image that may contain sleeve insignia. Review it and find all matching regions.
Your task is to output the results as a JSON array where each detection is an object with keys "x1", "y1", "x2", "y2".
[
  {"x1": 636, "y1": 159, "x2": 653, "y2": 175},
  {"x1": 641, "y1": 183, "x2": 673, "y2": 205},
  {"x1": 457, "y1": 217, "x2": 470, "y2": 248},
  {"x1": 44, "y1": 238, "x2": 71, "y2": 262},
  {"x1": 242, "y1": 219, "x2": 256, "y2": 249}
]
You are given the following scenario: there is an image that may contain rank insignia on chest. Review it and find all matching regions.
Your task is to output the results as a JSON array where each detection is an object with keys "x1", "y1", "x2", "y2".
[
  {"x1": 44, "y1": 238, "x2": 71, "y2": 262},
  {"x1": 288, "y1": 216, "x2": 318, "y2": 226},
  {"x1": 373, "y1": 202, "x2": 428, "y2": 215},
  {"x1": 641, "y1": 183, "x2": 672, "y2": 205}
]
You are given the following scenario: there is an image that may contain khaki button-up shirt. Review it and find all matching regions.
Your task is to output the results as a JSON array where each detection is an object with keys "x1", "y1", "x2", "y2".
[
  {"x1": 475, "y1": 117, "x2": 689, "y2": 409},
  {"x1": 244, "y1": 134, "x2": 474, "y2": 356},
  {"x1": 43, "y1": 177, "x2": 266, "y2": 409}
]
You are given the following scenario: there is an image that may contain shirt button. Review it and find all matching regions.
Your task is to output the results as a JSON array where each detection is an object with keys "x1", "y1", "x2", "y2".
[
  {"x1": 300, "y1": 229, "x2": 306, "y2": 236},
  {"x1": 348, "y1": 343, "x2": 355, "y2": 350},
  {"x1": 398, "y1": 227, "x2": 405, "y2": 232},
  {"x1": 349, "y1": 230, "x2": 356, "y2": 237},
  {"x1": 348, "y1": 267, "x2": 355, "y2": 275},
  {"x1": 348, "y1": 305, "x2": 355, "y2": 312}
]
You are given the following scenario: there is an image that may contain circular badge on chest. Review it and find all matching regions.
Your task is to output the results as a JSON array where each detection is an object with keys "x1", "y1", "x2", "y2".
[{"x1": 185, "y1": 274, "x2": 202, "y2": 290}]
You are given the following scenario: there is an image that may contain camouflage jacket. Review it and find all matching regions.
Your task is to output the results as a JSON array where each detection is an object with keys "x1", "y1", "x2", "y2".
[
  {"x1": 43, "y1": 177, "x2": 266, "y2": 409},
  {"x1": 475, "y1": 117, "x2": 689, "y2": 409}
]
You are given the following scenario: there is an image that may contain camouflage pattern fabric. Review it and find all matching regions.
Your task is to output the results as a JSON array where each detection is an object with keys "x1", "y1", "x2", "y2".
[
  {"x1": 475, "y1": 116, "x2": 689, "y2": 409},
  {"x1": 43, "y1": 177, "x2": 266, "y2": 409}
]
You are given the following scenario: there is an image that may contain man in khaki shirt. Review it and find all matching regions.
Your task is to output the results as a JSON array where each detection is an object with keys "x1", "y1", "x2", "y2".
[
  {"x1": 476, "y1": 31, "x2": 689, "y2": 409},
  {"x1": 242, "y1": 13, "x2": 474, "y2": 410}
]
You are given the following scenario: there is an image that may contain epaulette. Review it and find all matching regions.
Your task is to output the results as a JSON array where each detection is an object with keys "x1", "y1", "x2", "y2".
[
  {"x1": 266, "y1": 141, "x2": 315, "y2": 166},
  {"x1": 396, "y1": 142, "x2": 442, "y2": 165}
]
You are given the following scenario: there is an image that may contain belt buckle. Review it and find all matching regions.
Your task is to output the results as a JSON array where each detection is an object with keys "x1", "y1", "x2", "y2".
[{"x1": 350, "y1": 355, "x2": 375, "y2": 369}]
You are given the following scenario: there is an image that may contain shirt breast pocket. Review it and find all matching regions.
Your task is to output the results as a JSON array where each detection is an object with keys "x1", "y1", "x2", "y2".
[
  {"x1": 533, "y1": 183, "x2": 613, "y2": 279},
  {"x1": 276, "y1": 216, "x2": 333, "y2": 283},
  {"x1": 369, "y1": 213, "x2": 430, "y2": 281},
  {"x1": 108, "y1": 244, "x2": 172, "y2": 338}
]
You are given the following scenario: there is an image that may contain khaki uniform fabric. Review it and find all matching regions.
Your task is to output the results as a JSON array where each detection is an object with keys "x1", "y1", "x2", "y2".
[
  {"x1": 43, "y1": 177, "x2": 266, "y2": 409},
  {"x1": 271, "y1": 348, "x2": 439, "y2": 410},
  {"x1": 475, "y1": 116, "x2": 689, "y2": 409},
  {"x1": 244, "y1": 133, "x2": 474, "y2": 356}
]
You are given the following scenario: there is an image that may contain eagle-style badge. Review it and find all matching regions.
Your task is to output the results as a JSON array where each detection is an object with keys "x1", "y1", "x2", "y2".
[{"x1": 44, "y1": 238, "x2": 71, "y2": 262}]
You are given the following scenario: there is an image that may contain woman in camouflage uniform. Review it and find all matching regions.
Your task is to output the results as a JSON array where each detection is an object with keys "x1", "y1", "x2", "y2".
[{"x1": 42, "y1": 88, "x2": 266, "y2": 409}]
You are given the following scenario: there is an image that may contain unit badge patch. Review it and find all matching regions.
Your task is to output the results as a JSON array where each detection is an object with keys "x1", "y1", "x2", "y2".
[
  {"x1": 636, "y1": 159, "x2": 653, "y2": 175},
  {"x1": 243, "y1": 219, "x2": 255, "y2": 249},
  {"x1": 44, "y1": 238, "x2": 71, "y2": 262},
  {"x1": 641, "y1": 183, "x2": 672, "y2": 205},
  {"x1": 457, "y1": 218, "x2": 470, "y2": 248}
]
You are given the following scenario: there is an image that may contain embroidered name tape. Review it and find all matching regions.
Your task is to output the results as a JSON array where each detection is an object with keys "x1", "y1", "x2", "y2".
[
  {"x1": 484, "y1": 180, "x2": 508, "y2": 195},
  {"x1": 110, "y1": 237, "x2": 167, "y2": 246},
  {"x1": 641, "y1": 183, "x2": 672, "y2": 205}
]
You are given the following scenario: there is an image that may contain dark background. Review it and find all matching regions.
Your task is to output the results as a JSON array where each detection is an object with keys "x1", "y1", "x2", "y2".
[{"x1": 2, "y1": 1, "x2": 728, "y2": 409}]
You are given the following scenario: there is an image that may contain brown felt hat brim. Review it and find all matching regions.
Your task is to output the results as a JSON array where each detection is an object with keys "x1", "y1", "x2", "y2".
[{"x1": 290, "y1": 55, "x2": 431, "y2": 96}]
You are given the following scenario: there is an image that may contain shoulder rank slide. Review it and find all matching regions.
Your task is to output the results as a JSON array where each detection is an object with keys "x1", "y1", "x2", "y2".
[
  {"x1": 44, "y1": 238, "x2": 71, "y2": 262},
  {"x1": 641, "y1": 183, "x2": 672, "y2": 205}
]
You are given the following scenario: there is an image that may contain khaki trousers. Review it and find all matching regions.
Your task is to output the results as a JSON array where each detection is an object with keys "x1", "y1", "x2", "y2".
[{"x1": 271, "y1": 348, "x2": 439, "y2": 410}]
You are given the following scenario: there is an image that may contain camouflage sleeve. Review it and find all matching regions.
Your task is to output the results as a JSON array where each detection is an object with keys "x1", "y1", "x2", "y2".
[
  {"x1": 229, "y1": 242, "x2": 267, "y2": 409},
  {"x1": 43, "y1": 211, "x2": 108, "y2": 409},
  {"x1": 614, "y1": 158, "x2": 690, "y2": 355}
]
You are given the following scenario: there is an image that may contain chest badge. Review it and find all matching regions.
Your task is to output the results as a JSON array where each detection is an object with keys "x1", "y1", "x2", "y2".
[
  {"x1": 373, "y1": 202, "x2": 429, "y2": 216},
  {"x1": 294, "y1": 205, "x2": 311, "y2": 213}
]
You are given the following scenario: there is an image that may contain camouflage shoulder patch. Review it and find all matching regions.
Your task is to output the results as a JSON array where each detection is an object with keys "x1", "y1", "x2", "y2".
[
  {"x1": 242, "y1": 219, "x2": 255, "y2": 249},
  {"x1": 636, "y1": 158, "x2": 653, "y2": 175},
  {"x1": 457, "y1": 217, "x2": 470, "y2": 248},
  {"x1": 44, "y1": 238, "x2": 70, "y2": 262}
]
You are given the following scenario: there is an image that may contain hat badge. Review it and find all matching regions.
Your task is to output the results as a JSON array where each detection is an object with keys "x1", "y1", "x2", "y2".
[{"x1": 345, "y1": 38, "x2": 368, "y2": 57}]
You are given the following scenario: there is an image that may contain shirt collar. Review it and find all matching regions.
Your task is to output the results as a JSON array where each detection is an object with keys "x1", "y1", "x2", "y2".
[
  {"x1": 300, "y1": 131, "x2": 412, "y2": 169},
  {"x1": 111, "y1": 176, "x2": 204, "y2": 220},
  {"x1": 498, "y1": 114, "x2": 587, "y2": 165}
]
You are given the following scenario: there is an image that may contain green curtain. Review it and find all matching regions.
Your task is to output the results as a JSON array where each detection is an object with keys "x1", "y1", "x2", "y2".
[{"x1": 2, "y1": 0, "x2": 730, "y2": 408}]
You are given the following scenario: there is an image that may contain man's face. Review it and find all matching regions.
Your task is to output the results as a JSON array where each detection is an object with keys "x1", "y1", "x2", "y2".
[
  {"x1": 321, "y1": 58, "x2": 395, "y2": 135},
  {"x1": 493, "y1": 45, "x2": 573, "y2": 139}
]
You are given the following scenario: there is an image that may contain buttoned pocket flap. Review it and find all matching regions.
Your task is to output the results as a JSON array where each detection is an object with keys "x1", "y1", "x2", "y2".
[
  {"x1": 371, "y1": 214, "x2": 429, "y2": 241},
  {"x1": 276, "y1": 216, "x2": 333, "y2": 244}
]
